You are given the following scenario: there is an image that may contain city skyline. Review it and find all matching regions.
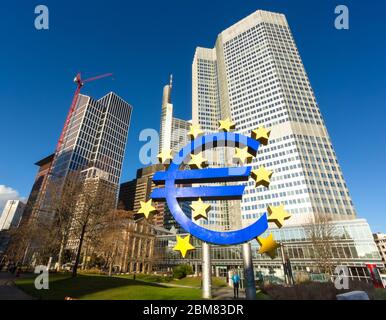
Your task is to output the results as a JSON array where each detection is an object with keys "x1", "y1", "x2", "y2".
[{"x1": 0, "y1": 0, "x2": 386, "y2": 231}]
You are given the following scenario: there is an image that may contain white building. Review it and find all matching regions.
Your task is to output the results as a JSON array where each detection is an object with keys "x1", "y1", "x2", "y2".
[
  {"x1": 0, "y1": 200, "x2": 25, "y2": 230},
  {"x1": 192, "y1": 10, "x2": 357, "y2": 229},
  {"x1": 159, "y1": 75, "x2": 191, "y2": 154}
]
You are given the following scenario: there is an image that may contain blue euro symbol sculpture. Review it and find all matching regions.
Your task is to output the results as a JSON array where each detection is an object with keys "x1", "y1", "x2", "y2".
[{"x1": 150, "y1": 132, "x2": 268, "y2": 245}]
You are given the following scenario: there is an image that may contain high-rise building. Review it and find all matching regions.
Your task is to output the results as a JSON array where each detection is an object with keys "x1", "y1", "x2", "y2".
[
  {"x1": 21, "y1": 154, "x2": 54, "y2": 223},
  {"x1": 159, "y1": 75, "x2": 191, "y2": 154},
  {"x1": 157, "y1": 76, "x2": 193, "y2": 231},
  {"x1": 118, "y1": 179, "x2": 137, "y2": 211},
  {"x1": 192, "y1": 10, "x2": 356, "y2": 228},
  {"x1": 41, "y1": 92, "x2": 132, "y2": 218},
  {"x1": 0, "y1": 200, "x2": 25, "y2": 231},
  {"x1": 119, "y1": 164, "x2": 165, "y2": 224}
]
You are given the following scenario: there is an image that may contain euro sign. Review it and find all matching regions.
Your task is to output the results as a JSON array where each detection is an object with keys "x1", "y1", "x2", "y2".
[
  {"x1": 152, "y1": 166, "x2": 252, "y2": 201},
  {"x1": 150, "y1": 132, "x2": 269, "y2": 245}
]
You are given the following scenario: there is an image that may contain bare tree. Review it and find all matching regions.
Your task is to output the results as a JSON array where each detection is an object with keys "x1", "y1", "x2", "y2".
[
  {"x1": 306, "y1": 213, "x2": 337, "y2": 276},
  {"x1": 47, "y1": 171, "x2": 84, "y2": 270},
  {"x1": 69, "y1": 175, "x2": 116, "y2": 277},
  {"x1": 6, "y1": 212, "x2": 59, "y2": 267}
]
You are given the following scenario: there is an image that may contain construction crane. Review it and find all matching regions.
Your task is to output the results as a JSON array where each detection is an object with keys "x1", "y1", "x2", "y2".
[{"x1": 55, "y1": 72, "x2": 113, "y2": 153}]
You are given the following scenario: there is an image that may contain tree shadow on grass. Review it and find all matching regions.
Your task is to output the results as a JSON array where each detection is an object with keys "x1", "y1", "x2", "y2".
[{"x1": 18, "y1": 274, "x2": 169, "y2": 300}]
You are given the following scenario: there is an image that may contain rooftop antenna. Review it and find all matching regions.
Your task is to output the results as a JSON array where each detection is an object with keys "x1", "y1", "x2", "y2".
[{"x1": 169, "y1": 74, "x2": 173, "y2": 89}]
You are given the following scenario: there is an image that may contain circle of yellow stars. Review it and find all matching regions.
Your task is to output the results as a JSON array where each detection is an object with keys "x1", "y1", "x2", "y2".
[{"x1": 138, "y1": 119, "x2": 291, "y2": 258}]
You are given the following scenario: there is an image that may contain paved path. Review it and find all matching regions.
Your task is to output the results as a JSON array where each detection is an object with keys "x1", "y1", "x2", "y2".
[
  {"x1": 135, "y1": 279, "x2": 245, "y2": 299},
  {"x1": 0, "y1": 272, "x2": 35, "y2": 300},
  {"x1": 213, "y1": 287, "x2": 245, "y2": 300}
]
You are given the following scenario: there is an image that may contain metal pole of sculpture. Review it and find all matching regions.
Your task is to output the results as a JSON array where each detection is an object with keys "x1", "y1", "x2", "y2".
[
  {"x1": 242, "y1": 242, "x2": 256, "y2": 300},
  {"x1": 280, "y1": 244, "x2": 289, "y2": 285},
  {"x1": 202, "y1": 242, "x2": 212, "y2": 299}
]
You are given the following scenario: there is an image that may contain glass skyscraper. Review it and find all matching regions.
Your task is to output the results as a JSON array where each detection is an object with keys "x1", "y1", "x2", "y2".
[{"x1": 40, "y1": 92, "x2": 132, "y2": 219}]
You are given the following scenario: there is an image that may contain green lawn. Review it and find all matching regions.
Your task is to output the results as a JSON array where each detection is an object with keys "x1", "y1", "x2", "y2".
[
  {"x1": 15, "y1": 274, "x2": 202, "y2": 300},
  {"x1": 169, "y1": 277, "x2": 227, "y2": 288},
  {"x1": 115, "y1": 274, "x2": 227, "y2": 288}
]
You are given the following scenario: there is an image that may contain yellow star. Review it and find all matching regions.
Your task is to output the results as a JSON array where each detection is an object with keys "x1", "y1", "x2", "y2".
[
  {"x1": 173, "y1": 235, "x2": 195, "y2": 258},
  {"x1": 251, "y1": 166, "x2": 273, "y2": 188},
  {"x1": 267, "y1": 204, "x2": 291, "y2": 228},
  {"x1": 157, "y1": 149, "x2": 173, "y2": 164},
  {"x1": 257, "y1": 233, "x2": 281, "y2": 259},
  {"x1": 233, "y1": 147, "x2": 253, "y2": 165},
  {"x1": 188, "y1": 124, "x2": 204, "y2": 140},
  {"x1": 188, "y1": 153, "x2": 208, "y2": 169},
  {"x1": 251, "y1": 127, "x2": 271, "y2": 146},
  {"x1": 138, "y1": 199, "x2": 157, "y2": 219},
  {"x1": 190, "y1": 198, "x2": 211, "y2": 220},
  {"x1": 218, "y1": 118, "x2": 236, "y2": 132}
]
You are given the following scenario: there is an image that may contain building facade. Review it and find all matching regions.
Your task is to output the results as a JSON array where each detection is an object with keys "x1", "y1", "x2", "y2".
[
  {"x1": 373, "y1": 233, "x2": 386, "y2": 268},
  {"x1": 119, "y1": 164, "x2": 166, "y2": 227},
  {"x1": 0, "y1": 200, "x2": 25, "y2": 231},
  {"x1": 21, "y1": 154, "x2": 54, "y2": 223},
  {"x1": 192, "y1": 10, "x2": 357, "y2": 229},
  {"x1": 155, "y1": 219, "x2": 382, "y2": 282},
  {"x1": 118, "y1": 179, "x2": 137, "y2": 211},
  {"x1": 109, "y1": 213, "x2": 156, "y2": 274}
]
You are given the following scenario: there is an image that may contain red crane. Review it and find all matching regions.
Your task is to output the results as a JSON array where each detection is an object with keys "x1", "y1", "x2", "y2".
[{"x1": 55, "y1": 72, "x2": 113, "y2": 153}]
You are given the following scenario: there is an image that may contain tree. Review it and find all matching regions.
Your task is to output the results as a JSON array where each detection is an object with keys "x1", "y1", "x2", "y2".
[
  {"x1": 69, "y1": 174, "x2": 116, "y2": 277},
  {"x1": 306, "y1": 213, "x2": 337, "y2": 276},
  {"x1": 48, "y1": 171, "x2": 84, "y2": 270},
  {"x1": 173, "y1": 264, "x2": 193, "y2": 279}
]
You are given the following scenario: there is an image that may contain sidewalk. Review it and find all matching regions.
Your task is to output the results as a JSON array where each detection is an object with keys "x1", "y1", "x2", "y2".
[
  {"x1": 135, "y1": 279, "x2": 245, "y2": 300},
  {"x1": 0, "y1": 272, "x2": 35, "y2": 300},
  {"x1": 213, "y1": 287, "x2": 245, "y2": 300}
]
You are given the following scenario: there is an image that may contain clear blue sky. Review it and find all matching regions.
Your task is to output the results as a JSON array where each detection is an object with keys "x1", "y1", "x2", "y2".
[{"x1": 0, "y1": 0, "x2": 385, "y2": 231}]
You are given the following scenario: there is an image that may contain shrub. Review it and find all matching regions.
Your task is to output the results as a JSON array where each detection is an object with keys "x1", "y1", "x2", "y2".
[{"x1": 173, "y1": 264, "x2": 193, "y2": 279}]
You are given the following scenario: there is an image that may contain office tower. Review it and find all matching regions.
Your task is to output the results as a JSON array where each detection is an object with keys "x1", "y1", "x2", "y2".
[
  {"x1": 21, "y1": 154, "x2": 54, "y2": 223},
  {"x1": 118, "y1": 180, "x2": 137, "y2": 211},
  {"x1": 0, "y1": 200, "x2": 25, "y2": 231},
  {"x1": 192, "y1": 10, "x2": 356, "y2": 228},
  {"x1": 119, "y1": 165, "x2": 165, "y2": 222},
  {"x1": 41, "y1": 92, "x2": 132, "y2": 218},
  {"x1": 159, "y1": 75, "x2": 191, "y2": 154}
]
